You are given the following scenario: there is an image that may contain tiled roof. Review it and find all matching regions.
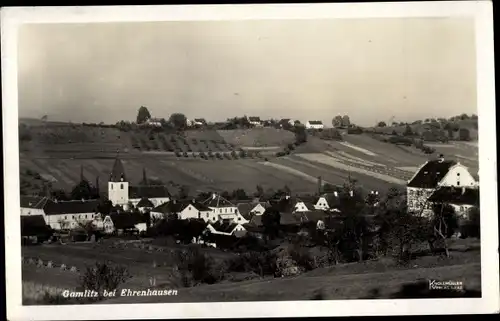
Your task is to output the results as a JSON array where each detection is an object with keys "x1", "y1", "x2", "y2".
[
  {"x1": 151, "y1": 200, "x2": 210, "y2": 214},
  {"x1": 303, "y1": 210, "x2": 327, "y2": 223},
  {"x1": 194, "y1": 118, "x2": 207, "y2": 123},
  {"x1": 129, "y1": 185, "x2": 171, "y2": 199},
  {"x1": 236, "y1": 201, "x2": 269, "y2": 219},
  {"x1": 280, "y1": 212, "x2": 306, "y2": 225},
  {"x1": 43, "y1": 199, "x2": 100, "y2": 215},
  {"x1": 109, "y1": 158, "x2": 127, "y2": 182},
  {"x1": 203, "y1": 194, "x2": 235, "y2": 208},
  {"x1": 136, "y1": 197, "x2": 154, "y2": 208},
  {"x1": 20, "y1": 196, "x2": 49, "y2": 209},
  {"x1": 210, "y1": 221, "x2": 240, "y2": 233},
  {"x1": 308, "y1": 120, "x2": 323, "y2": 125},
  {"x1": 248, "y1": 117, "x2": 261, "y2": 122},
  {"x1": 249, "y1": 215, "x2": 263, "y2": 227},
  {"x1": 21, "y1": 215, "x2": 51, "y2": 236},
  {"x1": 407, "y1": 159, "x2": 457, "y2": 188},
  {"x1": 428, "y1": 187, "x2": 479, "y2": 206},
  {"x1": 109, "y1": 212, "x2": 148, "y2": 230}
]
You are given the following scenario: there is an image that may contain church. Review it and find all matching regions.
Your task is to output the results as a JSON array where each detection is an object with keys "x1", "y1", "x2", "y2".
[{"x1": 108, "y1": 158, "x2": 171, "y2": 208}]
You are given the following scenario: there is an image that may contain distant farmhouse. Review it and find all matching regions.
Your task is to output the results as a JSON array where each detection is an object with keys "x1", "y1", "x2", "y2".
[
  {"x1": 192, "y1": 118, "x2": 207, "y2": 127},
  {"x1": 305, "y1": 120, "x2": 324, "y2": 130},
  {"x1": 144, "y1": 118, "x2": 162, "y2": 127},
  {"x1": 278, "y1": 118, "x2": 295, "y2": 128},
  {"x1": 407, "y1": 154, "x2": 479, "y2": 216},
  {"x1": 108, "y1": 158, "x2": 171, "y2": 208},
  {"x1": 248, "y1": 116, "x2": 262, "y2": 127}
]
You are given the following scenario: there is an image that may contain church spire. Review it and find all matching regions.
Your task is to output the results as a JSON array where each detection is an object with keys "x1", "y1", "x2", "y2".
[{"x1": 110, "y1": 157, "x2": 127, "y2": 182}]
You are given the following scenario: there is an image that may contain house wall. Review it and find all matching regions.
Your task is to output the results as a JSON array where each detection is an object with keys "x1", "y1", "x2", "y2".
[
  {"x1": 294, "y1": 202, "x2": 310, "y2": 212},
  {"x1": 103, "y1": 216, "x2": 114, "y2": 234},
  {"x1": 179, "y1": 205, "x2": 200, "y2": 220},
  {"x1": 439, "y1": 165, "x2": 477, "y2": 188},
  {"x1": 135, "y1": 223, "x2": 147, "y2": 232},
  {"x1": 46, "y1": 212, "x2": 96, "y2": 230},
  {"x1": 306, "y1": 123, "x2": 324, "y2": 129},
  {"x1": 251, "y1": 204, "x2": 266, "y2": 215},
  {"x1": 407, "y1": 187, "x2": 435, "y2": 214},
  {"x1": 108, "y1": 181, "x2": 129, "y2": 206},
  {"x1": 21, "y1": 207, "x2": 45, "y2": 216},
  {"x1": 314, "y1": 197, "x2": 330, "y2": 210}
]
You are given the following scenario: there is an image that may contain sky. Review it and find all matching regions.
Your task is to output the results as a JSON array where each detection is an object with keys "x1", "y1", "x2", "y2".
[{"x1": 17, "y1": 18, "x2": 477, "y2": 127}]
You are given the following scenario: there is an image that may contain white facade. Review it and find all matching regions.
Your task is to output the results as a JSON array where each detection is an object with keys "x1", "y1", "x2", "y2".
[
  {"x1": 129, "y1": 197, "x2": 170, "y2": 208},
  {"x1": 438, "y1": 164, "x2": 477, "y2": 188},
  {"x1": 21, "y1": 207, "x2": 45, "y2": 216},
  {"x1": 108, "y1": 181, "x2": 129, "y2": 206},
  {"x1": 294, "y1": 201, "x2": 311, "y2": 212},
  {"x1": 46, "y1": 212, "x2": 96, "y2": 230},
  {"x1": 305, "y1": 121, "x2": 324, "y2": 130},
  {"x1": 249, "y1": 203, "x2": 266, "y2": 216},
  {"x1": 314, "y1": 197, "x2": 330, "y2": 210},
  {"x1": 206, "y1": 223, "x2": 246, "y2": 236}
]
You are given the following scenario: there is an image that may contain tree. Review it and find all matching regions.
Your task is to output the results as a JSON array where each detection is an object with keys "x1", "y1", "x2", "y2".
[
  {"x1": 177, "y1": 185, "x2": 190, "y2": 200},
  {"x1": 97, "y1": 199, "x2": 113, "y2": 216},
  {"x1": 332, "y1": 116, "x2": 343, "y2": 128},
  {"x1": 377, "y1": 121, "x2": 387, "y2": 127},
  {"x1": 459, "y1": 128, "x2": 471, "y2": 141},
  {"x1": 80, "y1": 262, "x2": 130, "y2": 299},
  {"x1": 169, "y1": 113, "x2": 188, "y2": 130},
  {"x1": 254, "y1": 185, "x2": 265, "y2": 198},
  {"x1": 462, "y1": 206, "x2": 480, "y2": 238},
  {"x1": 294, "y1": 125, "x2": 307, "y2": 144},
  {"x1": 262, "y1": 207, "x2": 281, "y2": 240},
  {"x1": 70, "y1": 180, "x2": 98, "y2": 200},
  {"x1": 342, "y1": 115, "x2": 351, "y2": 127},
  {"x1": 429, "y1": 203, "x2": 459, "y2": 257},
  {"x1": 136, "y1": 106, "x2": 151, "y2": 124},
  {"x1": 403, "y1": 124, "x2": 414, "y2": 136},
  {"x1": 391, "y1": 130, "x2": 398, "y2": 136},
  {"x1": 51, "y1": 189, "x2": 69, "y2": 201},
  {"x1": 232, "y1": 188, "x2": 249, "y2": 200}
]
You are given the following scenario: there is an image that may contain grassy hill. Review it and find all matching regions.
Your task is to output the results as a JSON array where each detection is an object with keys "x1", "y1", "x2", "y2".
[{"x1": 18, "y1": 119, "x2": 479, "y2": 197}]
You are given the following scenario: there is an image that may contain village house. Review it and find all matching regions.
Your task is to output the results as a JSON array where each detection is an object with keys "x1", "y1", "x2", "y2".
[
  {"x1": 313, "y1": 192, "x2": 341, "y2": 211},
  {"x1": 202, "y1": 193, "x2": 249, "y2": 224},
  {"x1": 427, "y1": 186, "x2": 479, "y2": 219},
  {"x1": 236, "y1": 200, "x2": 270, "y2": 220},
  {"x1": 206, "y1": 219, "x2": 247, "y2": 238},
  {"x1": 108, "y1": 158, "x2": 171, "y2": 208},
  {"x1": 278, "y1": 118, "x2": 295, "y2": 128},
  {"x1": 248, "y1": 116, "x2": 262, "y2": 127},
  {"x1": 192, "y1": 118, "x2": 207, "y2": 127},
  {"x1": 305, "y1": 120, "x2": 324, "y2": 130},
  {"x1": 21, "y1": 215, "x2": 53, "y2": 244},
  {"x1": 150, "y1": 199, "x2": 212, "y2": 221},
  {"x1": 135, "y1": 197, "x2": 155, "y2": 213},
  {"x1": 144, "y1": 118, "x2": 162, "y2": 127},
  {"x1": 20, "y1": 196, "x2": 101, "y2": 230},
  {"x1": 102, "y1": 212, "x2": 149, "y2": 235},
  {"x1": 406, "y1": 154, "x2": 478, "y2": 215}
]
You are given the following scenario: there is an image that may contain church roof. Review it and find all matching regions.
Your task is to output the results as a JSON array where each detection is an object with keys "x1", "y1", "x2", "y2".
[{"x1": 109, "y1": 158, "x2": 127, "y2": 182}]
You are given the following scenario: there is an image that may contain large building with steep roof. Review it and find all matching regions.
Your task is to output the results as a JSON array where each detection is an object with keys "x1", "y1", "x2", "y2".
[
  {"x1": 202, "y1": 193, "x2": 249, "y2": 224},
  {"x1": 406, "y1": 154, "x2": 477, "y2": 215},
  {"x1": 107, "y1": 158, "x2": 171, "y2": 208}
]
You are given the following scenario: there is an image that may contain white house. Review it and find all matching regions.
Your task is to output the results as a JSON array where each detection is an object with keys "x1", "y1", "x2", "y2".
[
  {"x1": 248, "y1": 116, "x2": 262, "y2": 127},
  {"x1": 150, "y1": 200, "x2": 212, "y2": 221},
  {"x1": 20, "y1": 196, "x2": 49, "y2": 216},
  {"x1": 206, "y1": 220, "x2": 247, "y2": 237},
  {"x1": 278, "y1": 118, "x2": 295, "y2": 128},
  {"x1": 427, "y1": 186, "x2": 479, "y2": 219},
  {"x1": 192, "y1": 118, "x2": 207, "y2": 126},
  {"x1": 145, "y1": 118, "x2": 162, "y2": 127},
  {"x1": 236, "y1": 201, "x2": 269, "y2": 220},
  {"x1": 202, "y1": 193, "x2": 249, "y2": 224},
  {"x1": 108, "y1": 158, "x2": 171, "y2": 207},
  {"x1": 305, "y1": 120, "x2": 324, "y2": 130},
  {"x1": 407, "y1": 154, "x2": 478, "y2": 215}
]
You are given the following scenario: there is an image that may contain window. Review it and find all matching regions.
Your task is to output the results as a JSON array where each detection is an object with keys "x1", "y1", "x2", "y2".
[
  {"x1": 64, "y1": 216, "x2": 67, "y2": 220},
  {"x1": 120, "y1": 184, "x2": 124, "y2": 190},
  {"x1": 457, "y1": 181, "x2": 460, "y2": 186},
  {"x1": 206, "y1": 213, "x2": 209, "y2": 217},
  {"x1": 111, "y1": 185, "x2": 113, "y2": 190},
  {"x1": 460, "y1": 206, "x2": 464, "y2": 212},
  {"x1": 457, "y1": 173, "x2": 460, "y2": 176}
]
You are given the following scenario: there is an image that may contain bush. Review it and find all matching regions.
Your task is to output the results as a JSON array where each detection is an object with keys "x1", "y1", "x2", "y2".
[
  {"x1": 289, "y1": 246, "x2": 316, "y2": 271},
  {"x1": 227, "y1": 251, "x2": 278, "y2": 277},
  {"x1": 80, "y1": 262, "x2": 130, "y2": 298},
  {"x1": 174, "y1": 248, "x2": 225, "y2": 286},
  {"x1": 183, "y1": 151, "x2": 189, "y2": 158}
]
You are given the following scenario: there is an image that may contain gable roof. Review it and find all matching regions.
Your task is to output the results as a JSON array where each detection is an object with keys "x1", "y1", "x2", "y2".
[
  {"x1": 407, "y1": 159, "x2": 457, "y2": 188},
  {"x1": 151, "y1": 200, "x2": 210, "y2": 214},
  {"x1": 279, "y1": 118, "x2": 291, "y2": 123},
  {"x1": 136, "y1": 197, "x2": 154, "y2": 208},
  {"x1": 308, "y1": 120, "x2": 323, "y2": 125},
  {"x1": 129, "y1": 185, "x2": 171, "y2": 199},
  {"x1": 428, "y1": 187, "x2": 479, "y2": 206},
  {"x1": 21, "y1": 215, "x2": 51, "y2": 236},
  {"x1": 194, "y1": 118, "x2": 207, "y2": 123},
  {"x1": 43, "y1": 199, "x2": 100, "y2": 215},
  {"x1": 209, "y1": 221, "x2": 241, "y2": 234},
  {"x1": 236, "y1": 201, "x2": 269, "y2": 219},
  {"x1": 109, "y1": 212, "x2": 148, "y2": 230},
  {"x1": 203, "y1": 194, "x2": 235, "y2": 208},
  {"x1": 109, "y1": 158, "x2": 127, "y2": 182},
  {"x1": 248, "y1": 116, "x2": 261, "y2": 122},
  {"x1": 20, "y1": 196, "x2": 49, "y2": 209}
]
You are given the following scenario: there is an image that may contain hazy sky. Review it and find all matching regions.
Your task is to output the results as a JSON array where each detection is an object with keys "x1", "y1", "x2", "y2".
[{"x1": 17, "y1": 18, "x2": 476, "y2": 126}]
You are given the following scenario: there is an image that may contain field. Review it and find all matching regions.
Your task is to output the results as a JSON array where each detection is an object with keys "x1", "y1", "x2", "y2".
[
  {"x1": 96, "y1": 238, "x2": 480, "y2": 303},
  {"x1": 19, "y1": 124, "x2": 479, "y2": 196}
]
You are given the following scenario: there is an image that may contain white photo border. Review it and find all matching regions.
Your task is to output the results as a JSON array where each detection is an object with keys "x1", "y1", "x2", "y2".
[{"x1": 2, "y1": 1, "x2": 498, "y2": 320}]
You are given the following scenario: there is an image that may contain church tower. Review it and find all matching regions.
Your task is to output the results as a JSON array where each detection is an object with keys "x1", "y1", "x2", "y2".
[{"x1": 108, "y1": 158, "x2": 129, "y2": 206}]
